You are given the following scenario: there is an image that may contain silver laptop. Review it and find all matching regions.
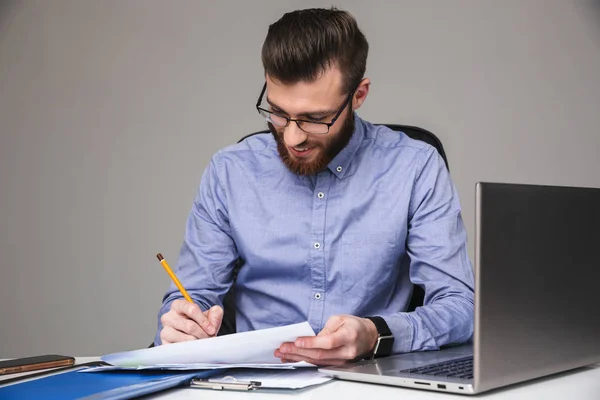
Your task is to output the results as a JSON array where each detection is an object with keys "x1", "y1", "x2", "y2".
[{"x1": 320, "y1": 182, "x2": 600, "y2": 394}]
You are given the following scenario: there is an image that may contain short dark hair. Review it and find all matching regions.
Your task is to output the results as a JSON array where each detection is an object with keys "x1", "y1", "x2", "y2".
[{"x1": 261, "y1": 7, "x2": 368, "y2": 95}]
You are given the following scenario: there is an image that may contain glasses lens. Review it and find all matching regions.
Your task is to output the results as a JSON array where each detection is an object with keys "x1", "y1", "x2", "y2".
[
  {"x1": 259, "y1": 109, "x2": 288, "y2": 126},
  {"x1": 300, "y1": 122, "x2": 329, "y2": 134}
]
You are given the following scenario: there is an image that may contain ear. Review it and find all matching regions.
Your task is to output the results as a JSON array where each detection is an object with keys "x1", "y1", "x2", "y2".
[{"x1": 352, "y1": 78, "x2": 370, "y2": 111}]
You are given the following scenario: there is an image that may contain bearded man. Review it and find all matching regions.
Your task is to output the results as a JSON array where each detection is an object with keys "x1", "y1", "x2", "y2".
[{"x1": 154, "y1": 7, "x2": 474, "y2": 366}]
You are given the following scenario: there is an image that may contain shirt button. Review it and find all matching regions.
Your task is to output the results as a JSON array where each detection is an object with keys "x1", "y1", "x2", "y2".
[
  {"x1": 336, "y1": 166, "x2": 343, "y2": 172},
  {"x1": 314, "y1": 293, "x2": 322, "y2": 300},
  {"x1": 317, "y1": 192, "x2": 325, "y2": 199},
  {"x1": 314, "y1": 242, "x2": 321, "y2": 249}
]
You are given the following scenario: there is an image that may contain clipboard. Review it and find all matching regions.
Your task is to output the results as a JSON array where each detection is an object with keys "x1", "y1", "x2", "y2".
[
  {"x1": 191, "y1": 377, "x2": 262, "y2": 391},
  {"x1": 189, "y1": 369, "x2": 334, "y2": 391}
]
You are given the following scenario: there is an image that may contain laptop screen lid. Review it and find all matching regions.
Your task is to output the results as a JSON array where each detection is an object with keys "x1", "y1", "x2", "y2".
[
  {"x1": 474, "y1": 182, "x2": 600, "y2": 393},
  {"x1": 320, "y1": 182, "x2": 600, "y2": 394}
]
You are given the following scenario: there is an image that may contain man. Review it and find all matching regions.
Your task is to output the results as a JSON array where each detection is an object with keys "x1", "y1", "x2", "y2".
[{"x1": 155, "y1": 8, "x2": 474, "y2": 366}]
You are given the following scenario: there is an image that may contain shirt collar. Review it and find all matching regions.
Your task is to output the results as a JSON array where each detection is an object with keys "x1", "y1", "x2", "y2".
[{"x1": 327, "y1": 112, "x2": 364, "y2": 179}]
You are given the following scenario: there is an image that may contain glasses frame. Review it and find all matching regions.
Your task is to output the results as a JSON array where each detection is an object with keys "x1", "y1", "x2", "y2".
[{"x1": 255, "y1": 82, "x2": 357, "y2": 135}]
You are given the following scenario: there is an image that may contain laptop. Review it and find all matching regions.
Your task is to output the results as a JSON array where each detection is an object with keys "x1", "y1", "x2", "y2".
[{"x1": 320, "y1": 182, "x2": 600, "y2": 394}]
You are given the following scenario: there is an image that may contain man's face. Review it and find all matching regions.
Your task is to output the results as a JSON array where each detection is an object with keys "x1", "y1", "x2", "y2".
[{"x1": 265, "y1": 68, "x2": 356, "y2": 176}]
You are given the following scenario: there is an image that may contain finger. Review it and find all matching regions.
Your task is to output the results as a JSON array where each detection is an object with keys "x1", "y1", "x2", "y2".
[
  {"x1": 171, "y1": 300, "x2": 216, "y2": 336},
  {"x1": 275, "y1": 351, "x2": 348, "y2": 367},
  {"x1": 162, "y1": 312, "x2": 209, "y2": 339},
  {"x1": 295, "y1": 330, "x2": 346, "y2": 350},
  {"x1": 160, "y1": 325, "x2": 197, "y2": 344},
  {"x1": 205, "y1": 306, "x2": 224, "y2": 333},
  {"x1": 279, "y1": 344, "x2": 356, "y2": 361},
  {"x1": 275, "y1": 349, "x2": 302, "y2": 362},
  {"x1": 274, "y1": 350, "x2": 308, "y2": 365},
  {"x1": 320, "y1": 315, "x2": 346, "y2": 335},
  {"x1": 170, "y1": 299, "x2": 192, "y2": 313},
  {"x1": 274, "y1": 351, "x2": 294, "y2": 364}
]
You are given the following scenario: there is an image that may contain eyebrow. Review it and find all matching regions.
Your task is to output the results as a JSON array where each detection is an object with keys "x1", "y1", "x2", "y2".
[{"x1": 266, "y1": 97, "x2": 335, "y2": 117}]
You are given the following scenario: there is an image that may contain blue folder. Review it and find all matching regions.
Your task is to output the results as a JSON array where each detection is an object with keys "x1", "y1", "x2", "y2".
[{"x1": 0, "y1": 366, "x2": 215, "y2": 400}]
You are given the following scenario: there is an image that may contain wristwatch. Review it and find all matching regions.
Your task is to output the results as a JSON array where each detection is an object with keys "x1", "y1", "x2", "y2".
[{"x1": 365, "y1": 316, "x2": 394, "y2": 359}]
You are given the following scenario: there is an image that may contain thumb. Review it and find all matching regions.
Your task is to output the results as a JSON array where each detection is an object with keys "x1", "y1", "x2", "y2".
[
  {"x1": 319, "y1": 315, "x2": 345, "y2": 336},
  {"x1": 206, "y1": 305, "x2": 224, "y2": 331}
]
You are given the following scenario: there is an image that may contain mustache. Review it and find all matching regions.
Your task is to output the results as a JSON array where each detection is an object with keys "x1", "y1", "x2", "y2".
[{"x1": 268, "y1": 123, "x2": 320, "y2": 149}]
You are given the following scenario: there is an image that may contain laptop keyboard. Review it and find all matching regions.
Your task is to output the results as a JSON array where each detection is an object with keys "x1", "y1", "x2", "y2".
[{"x1": 400, "y1": 356, "x2": 473, "y2": 379}]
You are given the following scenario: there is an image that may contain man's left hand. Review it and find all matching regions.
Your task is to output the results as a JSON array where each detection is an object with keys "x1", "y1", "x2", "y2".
[{"x1": 274, "y1": 315, "x2": 379, "y2": 366}]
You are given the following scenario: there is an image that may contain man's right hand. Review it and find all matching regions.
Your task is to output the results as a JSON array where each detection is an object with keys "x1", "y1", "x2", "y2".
[{"x1": 159, "y1": 300, "x2": 223, "y2": 344}]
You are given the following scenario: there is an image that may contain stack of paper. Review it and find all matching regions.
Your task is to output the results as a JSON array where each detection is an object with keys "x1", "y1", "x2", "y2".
[{"x1": 100, "y1": 322, "x2": 316, "y2": 370}]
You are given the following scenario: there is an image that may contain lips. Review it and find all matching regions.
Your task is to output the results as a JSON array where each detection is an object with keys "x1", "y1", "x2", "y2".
[{"x1": 288, "y1": 146, "x2": 315, "y2": 158}]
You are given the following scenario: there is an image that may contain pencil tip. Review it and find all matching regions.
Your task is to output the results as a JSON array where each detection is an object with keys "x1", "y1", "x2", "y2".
[{"x1": 156, "y1": 253, "x2": 164, "y2": 261}]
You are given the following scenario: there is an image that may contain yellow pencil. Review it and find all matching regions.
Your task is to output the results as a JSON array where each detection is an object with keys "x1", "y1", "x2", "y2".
[{"x1": 156, "y1": 253, "x2": 193, "y2": 303}]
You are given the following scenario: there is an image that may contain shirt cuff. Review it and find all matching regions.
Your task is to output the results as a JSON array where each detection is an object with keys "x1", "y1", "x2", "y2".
[{"x1": 383, "y1": 313, "x2": 415, "y2": 354}]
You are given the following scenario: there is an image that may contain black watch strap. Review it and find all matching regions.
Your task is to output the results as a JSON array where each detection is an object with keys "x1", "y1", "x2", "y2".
[{"x1": 365, "y1": 316, "x2": 395, "y2": 359}]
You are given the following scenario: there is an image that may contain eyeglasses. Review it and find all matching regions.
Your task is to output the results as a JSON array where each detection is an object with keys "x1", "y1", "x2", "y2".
[{"x1": 255, "y1": 82, "x2": 356, "y2": 135}]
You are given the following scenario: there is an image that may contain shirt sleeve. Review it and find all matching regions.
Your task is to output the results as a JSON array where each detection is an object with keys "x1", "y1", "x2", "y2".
[
  {"x1": 383, "y1": 146, "x2": 475, "y2": 354},
  {"x1": 154, "y1": 153, "x2": 238, "y2": 345}
]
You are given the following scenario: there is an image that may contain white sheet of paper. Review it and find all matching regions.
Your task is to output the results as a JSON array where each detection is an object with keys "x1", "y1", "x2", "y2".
[
  {"x1": 82, "y1": 362, "x2": 312, "y2": 373},
  {"x1": 101, "y1": 322, "x2": 315, "y2": 368}
]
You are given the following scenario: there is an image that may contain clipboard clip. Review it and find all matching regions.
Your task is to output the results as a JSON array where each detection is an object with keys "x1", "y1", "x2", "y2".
[{"x1": 190, "y1": 376, "x2": 262, "y2": 391}]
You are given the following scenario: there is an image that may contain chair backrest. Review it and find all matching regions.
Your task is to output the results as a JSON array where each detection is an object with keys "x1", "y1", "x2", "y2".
[
  {"x1": 381, "y1": 124, "x2": 449, "y2": 171},
  {"x1": 218, "y1": 124, "x2": 449, "y2": 336}
]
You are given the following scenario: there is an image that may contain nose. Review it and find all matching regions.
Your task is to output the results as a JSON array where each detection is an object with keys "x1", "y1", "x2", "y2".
[{"x1": 283, "y1": 122, "x2": 308, "y2": 148}]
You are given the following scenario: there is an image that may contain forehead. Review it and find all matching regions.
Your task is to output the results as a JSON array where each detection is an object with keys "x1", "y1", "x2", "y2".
[{"x1": 265, "y1": 68, "x2": 345, "y2": 114}]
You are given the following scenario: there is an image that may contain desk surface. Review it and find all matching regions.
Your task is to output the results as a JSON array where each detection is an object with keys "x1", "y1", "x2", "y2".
[{"x1": 2, "y1": 357, "x2": 599, "y2": 399}]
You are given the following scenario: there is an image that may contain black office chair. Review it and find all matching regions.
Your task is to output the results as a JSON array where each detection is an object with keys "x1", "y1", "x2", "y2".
[{"x1": 217, "y1": 124, "x2": 450, "y2": 336}]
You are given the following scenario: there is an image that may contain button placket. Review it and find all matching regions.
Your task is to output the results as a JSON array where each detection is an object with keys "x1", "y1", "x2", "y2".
[{"x1": 307, "y1": 172, "x2": 331, "y2": 330}]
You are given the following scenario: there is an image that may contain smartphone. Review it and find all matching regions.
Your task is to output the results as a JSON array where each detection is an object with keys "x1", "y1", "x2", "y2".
[{"x1": 0, "y1": 354, "x2": 75, "y2": 375}]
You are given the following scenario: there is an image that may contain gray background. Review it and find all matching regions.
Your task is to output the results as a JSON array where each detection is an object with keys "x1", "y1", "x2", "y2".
[{"x1": 1, "y1": 0, "x2": 599, "y2": 358}]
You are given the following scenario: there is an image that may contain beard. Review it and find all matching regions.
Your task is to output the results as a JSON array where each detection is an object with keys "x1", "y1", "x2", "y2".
[{"x1": 270, "y1": 110, "x2": 355, "y2": 176}]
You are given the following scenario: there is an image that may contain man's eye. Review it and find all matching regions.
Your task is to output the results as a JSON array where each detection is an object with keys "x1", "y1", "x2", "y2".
[{"x1": 306, "y1": 116, "x2": 327, "y2": 122}]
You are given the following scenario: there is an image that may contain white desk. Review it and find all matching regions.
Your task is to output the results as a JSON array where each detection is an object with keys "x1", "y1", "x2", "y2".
[{"x1": 2, "y1": 357, "x2": 599, "y2": 399}]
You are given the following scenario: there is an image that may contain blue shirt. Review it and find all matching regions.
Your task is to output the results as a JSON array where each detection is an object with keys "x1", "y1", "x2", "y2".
[{"x1": 155, "y1": 115, "x2": 474, "y2": 354}]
